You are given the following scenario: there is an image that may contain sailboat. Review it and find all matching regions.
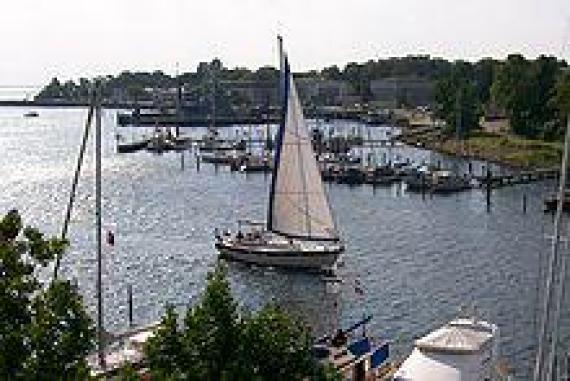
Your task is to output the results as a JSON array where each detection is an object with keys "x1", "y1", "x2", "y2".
[{"x1": 215, "y1": 39, "x2": 344, "y2": 271}]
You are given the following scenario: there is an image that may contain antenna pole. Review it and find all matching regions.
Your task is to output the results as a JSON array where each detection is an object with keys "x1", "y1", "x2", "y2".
[{"x1": 95, "y1": 83, "x2": 105, "y2": 369}]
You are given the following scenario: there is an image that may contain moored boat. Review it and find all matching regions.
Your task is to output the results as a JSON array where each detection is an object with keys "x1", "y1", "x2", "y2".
[
  {"x1": 544, "y1": 189, "x2": 570, "y2": 213},
  {"x1": 392, "y1": 317, "x2": 501, "y2": 381},
  {"x1": 314, "y1": 315, "x2": 391, "y2": 381},
  {"x1": 24, "y1": 110, "x2": 39, "y2": 117}
]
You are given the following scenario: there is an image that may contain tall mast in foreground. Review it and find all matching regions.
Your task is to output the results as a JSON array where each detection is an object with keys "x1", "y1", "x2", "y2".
[
  {"x1": 534, "y1": 115, "x2": 570, "y2": 380},
  {"x1": 95, "y1": 85, "x2": 105, "y2": 369}
]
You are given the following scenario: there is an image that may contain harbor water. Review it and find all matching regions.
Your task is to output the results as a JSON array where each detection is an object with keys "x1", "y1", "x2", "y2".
[{"x1": 0, "y1": 106, "x2": 568, "y2": 378}]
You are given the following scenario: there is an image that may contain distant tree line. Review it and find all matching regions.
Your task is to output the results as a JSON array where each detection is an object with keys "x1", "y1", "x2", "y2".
[
  {"x1": 37, "y1": 54, "x2": 570, "y2": 140},
  {"x1": 36, "y1": 55, "x2": 452, "y2": 104}
]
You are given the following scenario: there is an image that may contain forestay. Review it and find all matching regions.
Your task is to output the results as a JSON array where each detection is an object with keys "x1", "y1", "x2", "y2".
[{"x1": 269, "y1": 73, "x2": 338, "y2": 241}]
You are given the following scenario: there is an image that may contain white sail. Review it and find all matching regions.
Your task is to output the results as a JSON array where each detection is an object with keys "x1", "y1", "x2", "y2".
[{"x1": 269, "y1": 74, "x2": 338, "y2": 241}]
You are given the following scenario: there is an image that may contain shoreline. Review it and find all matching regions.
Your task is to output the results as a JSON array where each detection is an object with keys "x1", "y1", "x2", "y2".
[{"x1": 401, "y1": 129, "x2": 563, "y2": 171}]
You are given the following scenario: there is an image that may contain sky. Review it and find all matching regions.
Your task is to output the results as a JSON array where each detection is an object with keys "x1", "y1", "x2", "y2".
[{"x1": 1, "y1": 0, "x2": 569, "y2": 86}]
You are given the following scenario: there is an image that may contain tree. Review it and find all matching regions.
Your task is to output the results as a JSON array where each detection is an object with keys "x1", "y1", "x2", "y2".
[
  {"x1": 321, "y1": 65, "x2": 342, "y2": 80},
  {"x1": 145, "y1": 264, "x2": 339, "y2": 381},
  {"x1": 552, "y1": 70, "x2": 570, "y2": 118},
  {"x1": 36, "y1": 77, "x2": 64, "y2": 100},
  {"x1": 146, "y1": 264, "x2": 240, "y2": 380},
  {"x1": 435, "y1": 62, "x2": 481, "y2": 137},
  {"x1": 145, "y1": 306, "x2": 185, "y2": 379},
  {"x1": 184, "y1": 265, "x2": 240, "y2": 380},
  {"x1": 0, "y1": 210, "x2": 95, "y2": 380},
  {"x1": 241, "y1": 306, "x2": 314, "y2": 381}
]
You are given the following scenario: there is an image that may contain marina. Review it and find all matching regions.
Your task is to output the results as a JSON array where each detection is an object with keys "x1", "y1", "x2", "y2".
[
  {"x1": 0, "y1": 104, "x2": 565, "y2": 378},
  {"x1": 1, "y1": 4, "x2": 569, "y2": 375}
]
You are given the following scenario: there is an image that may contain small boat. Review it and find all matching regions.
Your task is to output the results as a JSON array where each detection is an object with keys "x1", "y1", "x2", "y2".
[
  {"x1": 117, "y1": 139, "x2": 150, "y2": 154},
  {"x1": 201, "y1": 151, "x2": 237, "y2": 165},
  {"x1": 365, "y1": 165, "x2": 399, "y2": 185},
  {"x1": 544, "y1": 189, "x2": 570, "y2": 213},
  {"x1": 314, "y1": 315, "x2": 391, "y2": 381},
  {"x1": 24, "y1": 110, "x2": 39, "y2": 118},
  {"x1": 336, "y1": 166, "x2": 366, "y2": 185},
  {"x1": 146, "y1": 130, "x2": 176, "y2": 153},
  {"x1": 393, "y1": 317, "x2": 500, "y2": 381},
  {"x1": 430, "y1": 170, "x2": 471, "y2": 193},
  {"x1": 239, "y1": 154, "x2": 272, "y2": 173},
  {"x1": 405, "y1": 168, "x2": 470, "y2": 193},
  {"x1": 215, "y1": 40, "x2": 344, "y2": 271}
]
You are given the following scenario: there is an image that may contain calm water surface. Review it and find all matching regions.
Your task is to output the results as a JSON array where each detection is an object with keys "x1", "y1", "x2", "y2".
[{"x1": 0, "y1": 106, "x2": 567, "y2": 378}]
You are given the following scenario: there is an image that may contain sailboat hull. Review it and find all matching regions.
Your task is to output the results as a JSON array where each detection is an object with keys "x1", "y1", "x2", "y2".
[{"x1": 215, "y1": 240, "x2": 342, "y2": 270}]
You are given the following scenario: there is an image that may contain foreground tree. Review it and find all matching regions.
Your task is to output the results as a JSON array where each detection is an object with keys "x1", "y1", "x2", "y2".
[
  {"x1": 0, "y1": 210, "x2": 95, "y2": 380},
  {"x1": 145, "y1": 264, "x2": 339, "y2": 381}
]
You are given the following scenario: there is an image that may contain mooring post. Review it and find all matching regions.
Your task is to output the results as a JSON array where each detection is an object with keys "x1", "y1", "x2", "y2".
[
  {"x1": 486, "y1": 166, "x2": 492, "y2": 213},
  {"x1": 127, "y1": 284, "x2": 133, "y2": 329},
  {"x1": 196, "y1": 152, "x2": 201, "y2": 172},
  {"x1": 523, "y1": 193, "x2": 527, "y2": 214},
  {"x1": 421, "y1": 173, "x2": 426, "y2": 200},
  {"x1": 180, "y1": 151, "x2": 185, "y2": 171}
]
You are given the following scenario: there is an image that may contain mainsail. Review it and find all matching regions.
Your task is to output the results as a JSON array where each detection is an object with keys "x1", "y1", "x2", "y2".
[{"x1": 268, "y1": 61, "x2": 338, "y2": 241}]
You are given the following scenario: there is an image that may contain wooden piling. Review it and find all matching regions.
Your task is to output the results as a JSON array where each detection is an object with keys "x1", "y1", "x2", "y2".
[
  {"x1": 486, "y1": 166, "x2": 492, "y2": 213},
  {"x1": 127, "y1": 284, "x2": 133, "y2": 329}
]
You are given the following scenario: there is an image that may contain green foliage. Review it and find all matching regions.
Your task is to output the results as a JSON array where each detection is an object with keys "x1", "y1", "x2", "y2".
[
  {"x1": 492, "y1": 54, "x2": 567, "y2": 139},
  {"x1": 0, "y1": 210, "x2": 95, "y2": 380},
  {"x1": 145, "y1": 264, "x2": 337, "y2": 381},
  {"x1": 241, "y1": 306, "x2": 314, "y2": 381},
  {"x1": 435, "y1": 62, "x2": 482, "y2": 137},
  {"x1": 117, "y1": 363, "x2": 142, "y2": 381},
  {"x1": 552, "y1": 70, "x2": 570, "y2": 120},
  {"x1": 146, "y1": 306, "x2": 184, "y2": 379}
]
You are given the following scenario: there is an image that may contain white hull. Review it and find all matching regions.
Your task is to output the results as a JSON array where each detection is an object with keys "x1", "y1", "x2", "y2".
[{"x1": 216, "y1": 240, "x2": 341, "y2": 270}]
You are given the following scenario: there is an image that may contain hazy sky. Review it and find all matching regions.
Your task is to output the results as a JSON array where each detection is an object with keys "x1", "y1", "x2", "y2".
[{"x1": 1, "y1": 0, "x2": 569, "y2": 85}]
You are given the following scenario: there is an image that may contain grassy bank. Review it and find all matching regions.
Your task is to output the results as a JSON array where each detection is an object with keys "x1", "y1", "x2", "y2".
[{"x1": 418, "y1": 131, "x2": 563, "y2": 169}]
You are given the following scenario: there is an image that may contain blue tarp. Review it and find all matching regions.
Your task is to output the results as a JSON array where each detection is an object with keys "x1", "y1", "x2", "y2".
[
  {"x1": 348, "y1": 337, "x2": 371, "y2": 357},
  {"x1": 370, "y1": 343, "x2": 389, "y2": 369}
]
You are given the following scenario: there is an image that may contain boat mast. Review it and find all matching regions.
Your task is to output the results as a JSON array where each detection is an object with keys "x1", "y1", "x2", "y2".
[
  {"x1": 95, "y1": 83, "x2": 105, "y2": 369},
  {"x1": 534, "y1": 115, "x2": 570, "y2": 380},
  {"x1": 267, "y1": 35, "x2": 286, "y2": 231},
  {"x1": 53, "y1": 92, "x2": 95, "y2": 280}
]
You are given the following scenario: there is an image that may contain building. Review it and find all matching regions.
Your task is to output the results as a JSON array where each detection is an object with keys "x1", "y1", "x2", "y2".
[
  {"x1": 221, "y1": 80, "x2": 278, "y2": 107},
  {"x1": 295, "y1": 78, "x2": 355, "y2": 106},
  {"x1": 370, "y1": 77, "x2": 435, "y2": 108}
]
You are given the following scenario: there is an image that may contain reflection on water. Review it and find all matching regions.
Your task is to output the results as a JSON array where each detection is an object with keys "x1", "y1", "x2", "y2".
[{"x1": 0, "y1": 107, "x2": 567, "y2": 378}]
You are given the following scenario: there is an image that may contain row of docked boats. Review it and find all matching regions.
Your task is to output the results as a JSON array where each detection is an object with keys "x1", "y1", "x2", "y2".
[
  {"x1": 117, "y1": 129, "x2": 191, "y2": 153},
  {"x1": 321, "y1": 159, "x2": 471, "y2": 193}
]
